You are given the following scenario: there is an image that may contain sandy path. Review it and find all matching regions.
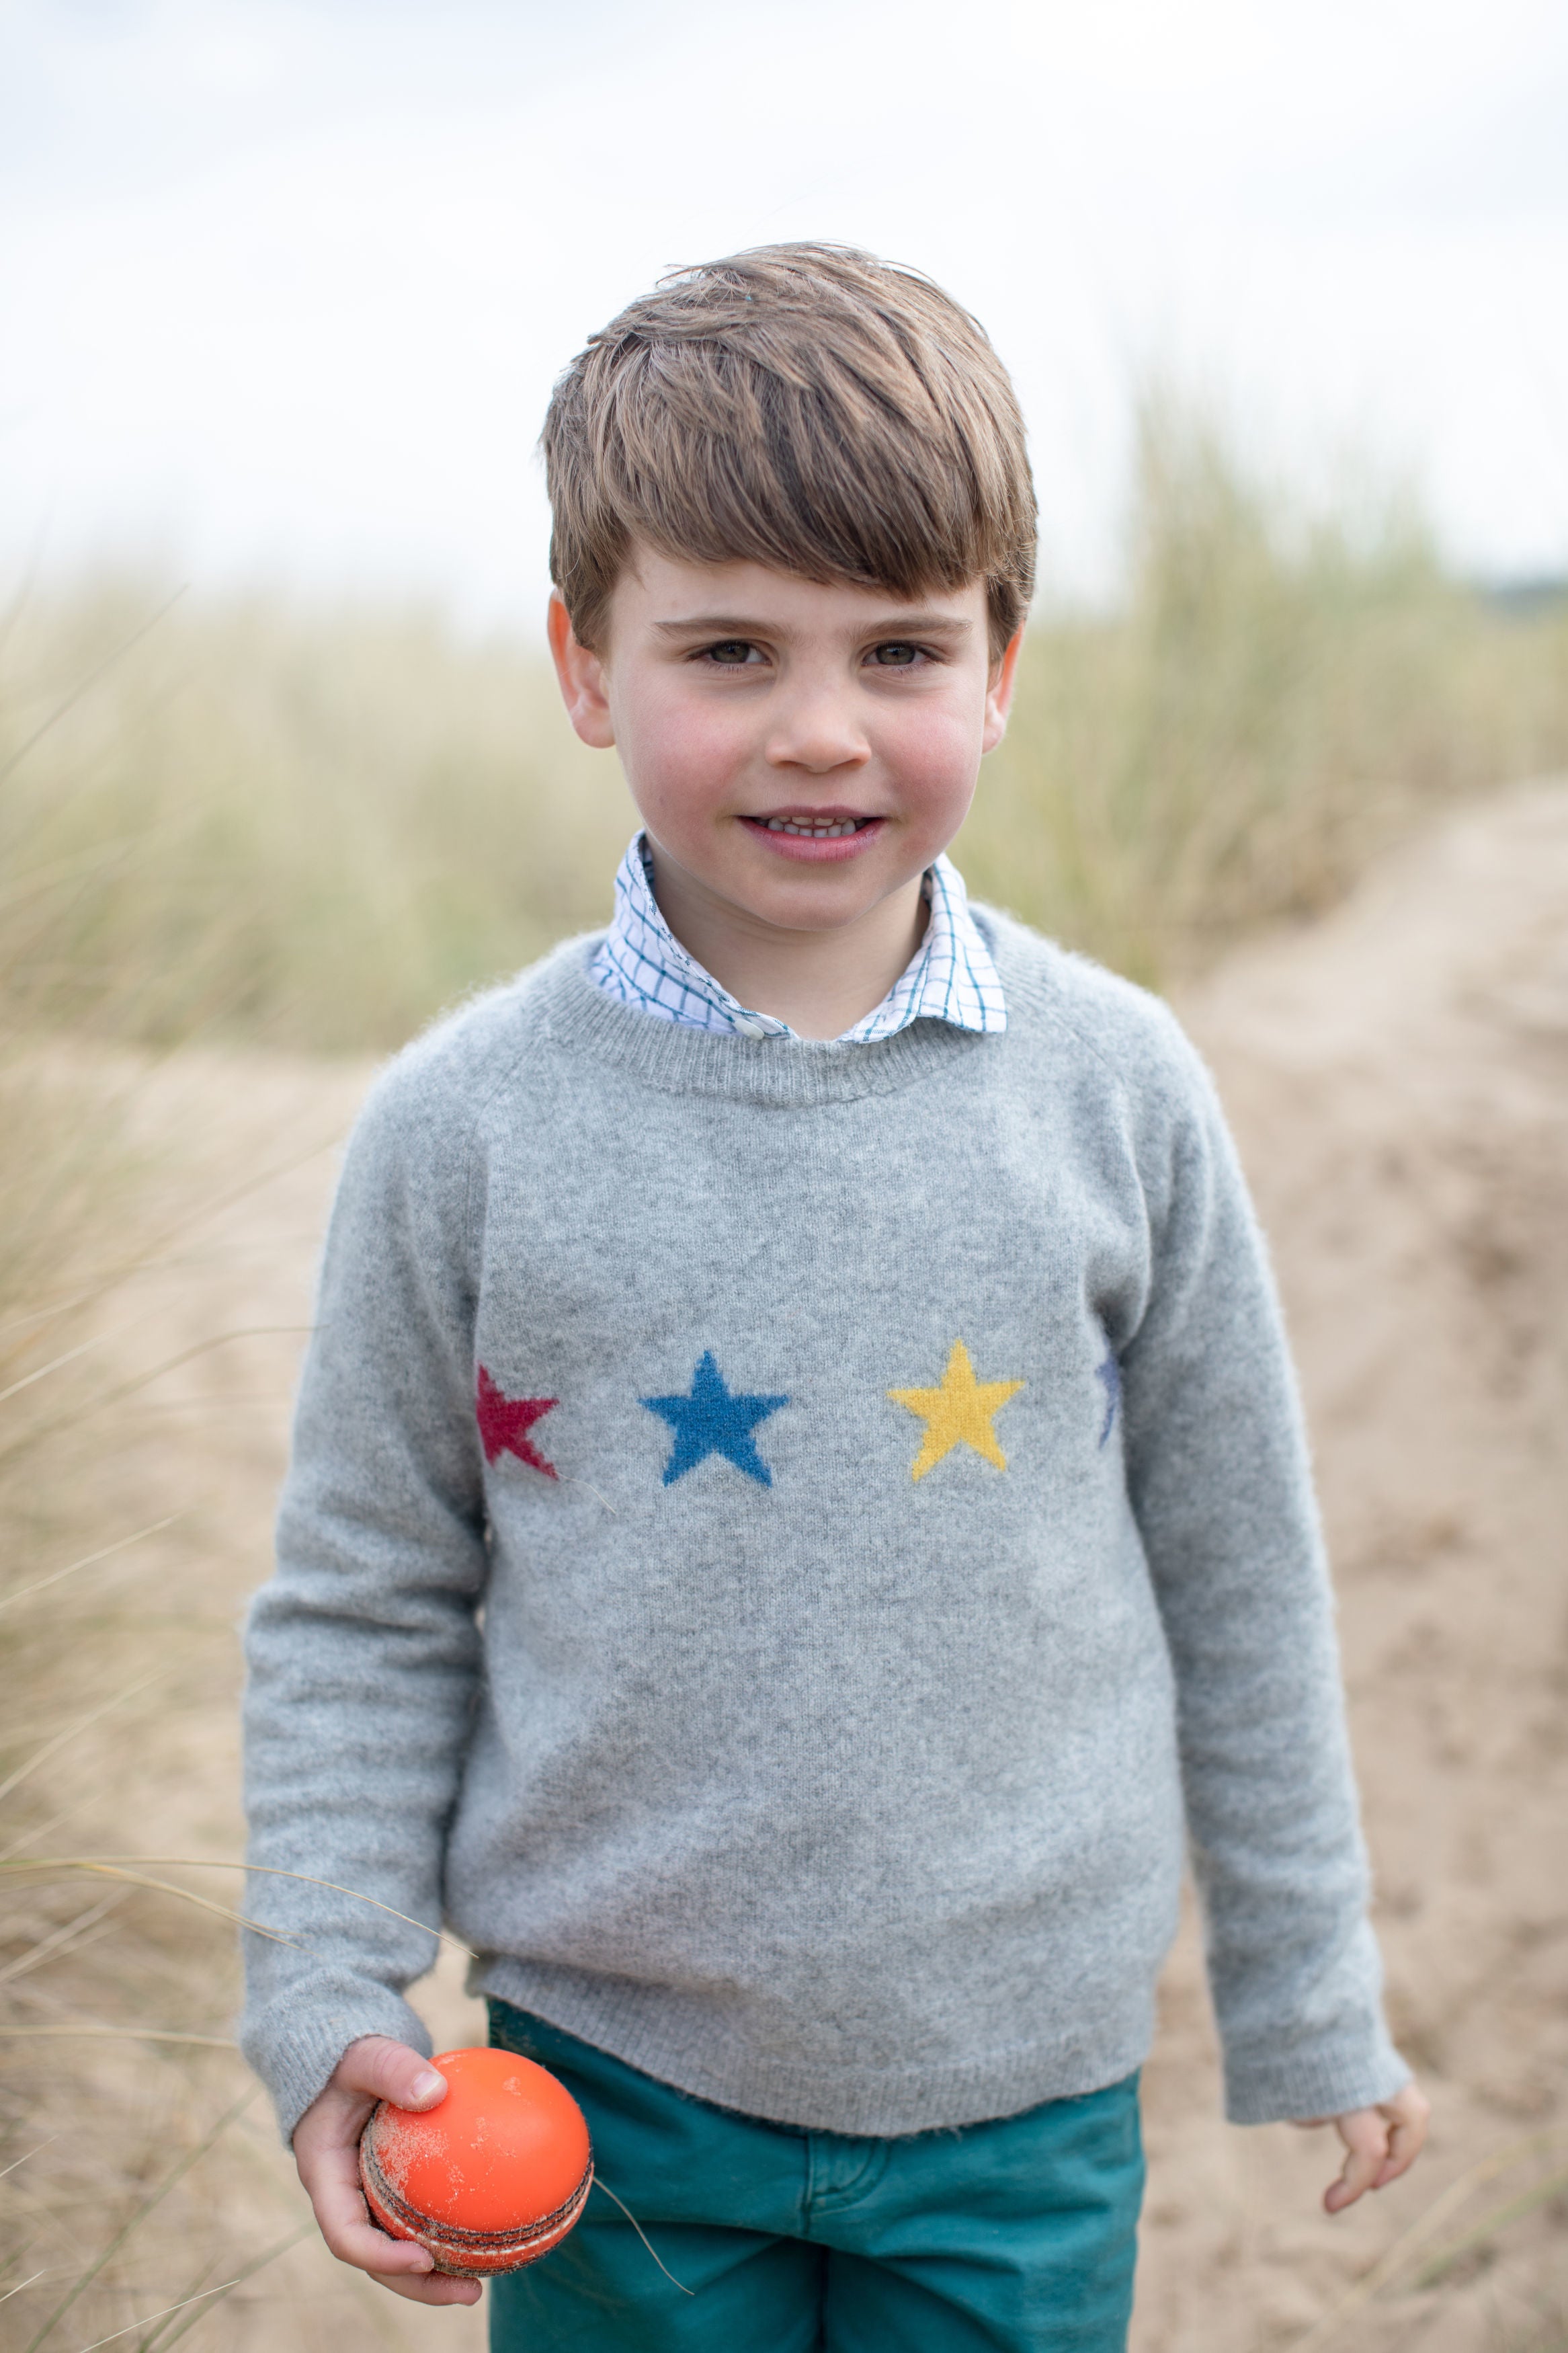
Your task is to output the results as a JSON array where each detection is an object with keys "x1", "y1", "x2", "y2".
[
  {"x1": 46, "y1": 781, "x2": 1568, "y2": 2350},
  {"x1": 1143, "y1": 781, "x2": 1568, "y2": 2349}
]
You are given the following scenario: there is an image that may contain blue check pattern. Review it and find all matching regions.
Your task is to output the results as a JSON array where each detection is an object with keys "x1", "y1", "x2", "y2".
[{"x1": 589, "y1": 834, "x2": 1006, "y2": 1043}]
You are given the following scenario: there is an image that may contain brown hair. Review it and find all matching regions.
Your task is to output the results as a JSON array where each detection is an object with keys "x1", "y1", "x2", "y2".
[{"x1": 542, "y1": 243, "x2": 1036, "y2": 660}]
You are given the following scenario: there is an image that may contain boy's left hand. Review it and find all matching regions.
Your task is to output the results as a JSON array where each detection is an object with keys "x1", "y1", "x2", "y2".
[{"x1": 1294, "y1": 2080, "x2": 1430, "y2": 2213}]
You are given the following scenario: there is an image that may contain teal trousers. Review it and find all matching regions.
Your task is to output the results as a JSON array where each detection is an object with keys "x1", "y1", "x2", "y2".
[{"x1": 487, "y1": 2002, "x2": 1142, "y2": 2352}]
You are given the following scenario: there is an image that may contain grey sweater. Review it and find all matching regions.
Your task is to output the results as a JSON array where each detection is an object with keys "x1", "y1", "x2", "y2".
[{"x1": 241, "y1": 912, "x2": 1407, "y2": 2143}]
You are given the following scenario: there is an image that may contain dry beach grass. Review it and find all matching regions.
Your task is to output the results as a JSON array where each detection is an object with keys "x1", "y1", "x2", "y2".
[{"x1": 2, "y1": 414, "x2": 1566, "y2": 2348}]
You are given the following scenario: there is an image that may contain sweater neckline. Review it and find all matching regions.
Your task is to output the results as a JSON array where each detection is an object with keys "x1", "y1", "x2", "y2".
[{"x1": 538, "y1": 932, "x2": 997, "y2": 1108}]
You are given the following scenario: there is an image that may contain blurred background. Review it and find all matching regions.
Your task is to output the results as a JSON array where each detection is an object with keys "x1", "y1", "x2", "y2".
[{"x1": 2, "y1": 5, "x2": 1566, "y2": 2350}]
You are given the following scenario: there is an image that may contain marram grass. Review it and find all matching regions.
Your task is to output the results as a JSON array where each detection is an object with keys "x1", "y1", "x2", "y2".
[{"x1": 959, "y1": 404, "x2": 1568, "y2": 984}]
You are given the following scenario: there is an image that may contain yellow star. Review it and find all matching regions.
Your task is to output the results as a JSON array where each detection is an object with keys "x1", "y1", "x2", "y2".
[{"x1": 888, "y1": 1339, "x2": 1025, "y2": 1482}]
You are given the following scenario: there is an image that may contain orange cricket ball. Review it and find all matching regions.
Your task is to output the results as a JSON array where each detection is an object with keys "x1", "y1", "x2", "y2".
[{"x1": 359, "y1": 2046, "x2": 593, "y2": 2276}]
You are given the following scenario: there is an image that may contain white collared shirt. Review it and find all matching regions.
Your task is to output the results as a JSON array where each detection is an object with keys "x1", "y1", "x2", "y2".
[{"x1": 589, "y1": 833, "x2": 1006, "y2": 1043}]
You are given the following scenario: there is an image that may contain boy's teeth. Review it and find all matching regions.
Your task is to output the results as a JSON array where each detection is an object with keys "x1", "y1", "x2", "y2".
[{"x1": 763, "y1": 817, "x2": 863, "y2": 838}]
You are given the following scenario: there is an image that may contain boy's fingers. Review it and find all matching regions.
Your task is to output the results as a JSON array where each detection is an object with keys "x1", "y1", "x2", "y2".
[
  {"x1": 373, "y1": 2270, "x2": 484, "y2": 2307},
  {"x1": 1323, "y1": 2110, "x2": 1391, "y2": 2214},
  {"x1": 306, "y1": 2142, "x2": 417, "y2": 2251},
  {"x1": 321, "y1": 2204, "x2": 434, "y2": 2275},
  {"x1": 1310, "y1": 2081, "x2": 1430, "y2": 2213},
  {"x1": 325, "y1": 2216, "x2": 479, "y2": 2306},
  {"x1": 333, "y1": 2034, "x2": 447, "y2": 2109},
  {"x1": 1375, "y1": 2085, "x2": 1432, "y2": 2187},
  {"x1": 304, "y1": 2139, "x2": 477, "y2": 2299},
  {"x1": 307, "y1": 2163, "x2": 481, "y2": 2305}
]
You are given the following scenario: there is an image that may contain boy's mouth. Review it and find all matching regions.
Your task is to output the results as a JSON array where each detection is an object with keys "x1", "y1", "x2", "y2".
[{"x1": 739, "y1": 810, "x2": 886, "y2": 861}]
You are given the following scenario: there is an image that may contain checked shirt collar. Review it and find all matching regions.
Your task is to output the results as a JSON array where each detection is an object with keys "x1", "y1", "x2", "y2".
[{"x1": 589, "y1": 833, "x2": 1006, "y2": 1043}]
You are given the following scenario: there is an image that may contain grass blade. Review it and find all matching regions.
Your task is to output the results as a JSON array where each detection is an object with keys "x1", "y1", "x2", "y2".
[
  {"x1": 0, "y1": 1862, "x2": 302, "y2": 1946},
  {"x1": 0, "y1": 587, "x2": 185, "y2": 790},
  {"x1": 591, "y1": 2175, "x2": 694, "y2": 2296},
  {"x1": 0, "y1": 2028, "x2": 235, "y2": 2047},
  {"x1": 0, "y1": 1518, "x2": 183, "y2": 1616},
  {"x1": 0, "y1": 1892, "x2": 124, "y2": 1987},
  {"x1": 0, "y1": 1329, "x2": 313, "y2": 1469},
  {"x1": 0, "y1": 1675, "x2": 172, "y2": 1808},
  {"x1": 128, "y1": 2256, "x2": 220, "y2": 2353},
  {"x1": 3, "y1": 1856, "x2": 473, "y2": 1958},
  {"x1": 0, "y1": 2136, "x2": 56, "y2": 2182},
  {"x1": 58, "y1": 2223, "x2": 311, "y2": 2353},
  {"x1": 1287, "y1": 2129, "x2": 1568, "y2": 2346},
  {"x1": 0, "y1": 1335, "x2": 106, "y2": 1408},
  {"x1": 21, "y1": 2085, "x2": 257, "y2": 2353},
  {"x1": 136, "y1": 2225, "x2": 313, "y2": 2352},
  {"x1": 1413, "y1": 2161, "x2": 1568, "y2": 2288}
]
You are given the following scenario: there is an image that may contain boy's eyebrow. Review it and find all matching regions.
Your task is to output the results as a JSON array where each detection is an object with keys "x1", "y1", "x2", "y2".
[{"x1": 651, "y1": 613, "x2": 976, "y2": 638}]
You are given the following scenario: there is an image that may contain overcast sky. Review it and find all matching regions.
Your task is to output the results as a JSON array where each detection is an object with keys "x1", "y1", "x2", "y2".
[{"x1": 3, "y1": 0, "x2": 1565, "y2": 625}]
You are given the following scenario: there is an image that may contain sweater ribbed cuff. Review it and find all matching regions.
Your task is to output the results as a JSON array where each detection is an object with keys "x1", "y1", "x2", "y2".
[
  {"x1": 1223, "y1": 2032, "x2": 1411, "y2": 2125},
  {"x1": 240, "y1": 1977, "x2": 435, "y2": 2144}
]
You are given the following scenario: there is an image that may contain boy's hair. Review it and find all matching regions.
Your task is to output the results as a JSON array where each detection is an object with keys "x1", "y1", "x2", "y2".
[{"x1": 542, "y1": 243, "x2": 1036, "y2": 662}]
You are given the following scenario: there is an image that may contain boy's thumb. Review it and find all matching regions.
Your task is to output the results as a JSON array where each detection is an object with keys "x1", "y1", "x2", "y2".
[{"x1": 336, "y1": 2034, "x2": 448, "y2": 2110}]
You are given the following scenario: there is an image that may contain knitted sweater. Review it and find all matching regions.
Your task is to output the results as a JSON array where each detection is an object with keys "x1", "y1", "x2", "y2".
[{"x1": 241, "y1": 912, "x2": 1407, "y2": 2143}]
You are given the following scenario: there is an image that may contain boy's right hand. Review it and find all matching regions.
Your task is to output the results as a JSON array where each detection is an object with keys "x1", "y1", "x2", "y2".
[{"x1": 292, "y1": 2035, "x2": 483, "y2": 2307}]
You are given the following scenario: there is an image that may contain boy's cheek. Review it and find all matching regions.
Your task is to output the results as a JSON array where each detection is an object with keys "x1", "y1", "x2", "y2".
[
  {"x1": 616, "y1": 700, "x2": 749, "y2": 829},
  {"x1": 880, "y1": 717, "x2": 985, "y2": 835}
]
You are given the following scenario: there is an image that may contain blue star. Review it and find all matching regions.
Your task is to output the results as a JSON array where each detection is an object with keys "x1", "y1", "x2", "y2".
[
  {"x1": 641, "y1": 1351, "x2": 790, "y2": 1487},
  {"x1": 1095, "y1": 1350, "x2": 1121, "y2": 1448}
]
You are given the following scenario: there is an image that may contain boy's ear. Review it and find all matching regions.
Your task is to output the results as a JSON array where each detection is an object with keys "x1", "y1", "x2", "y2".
[
  {"x1": 548, "y1": 594, "x2": 616, "y2": 750},
  {"x1": 981, "y1": 627, "x2": 1025, "y2": 756}
]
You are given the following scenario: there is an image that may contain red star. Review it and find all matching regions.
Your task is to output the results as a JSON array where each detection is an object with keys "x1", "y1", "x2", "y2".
[{"x1": 476, "y1": 1365, "x2": 559, "y2": 1478}]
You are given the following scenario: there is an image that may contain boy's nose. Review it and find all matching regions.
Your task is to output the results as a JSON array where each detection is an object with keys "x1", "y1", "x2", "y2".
[{"x1": 764, "y1": 686, "x2": 871, "y2": 776}]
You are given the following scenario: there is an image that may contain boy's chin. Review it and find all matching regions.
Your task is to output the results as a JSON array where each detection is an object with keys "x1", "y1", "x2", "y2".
[
  {"x1": 647, "y1": 821, "x2": 935, "y2": 941},
  {"x1": 723, "y1": 873, "x2": 919, "y2": 939}
]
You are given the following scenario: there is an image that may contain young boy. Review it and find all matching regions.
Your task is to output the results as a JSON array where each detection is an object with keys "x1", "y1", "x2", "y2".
[{"x1": 243, "y1": 244, "x2": 1427, "y2": 2350}]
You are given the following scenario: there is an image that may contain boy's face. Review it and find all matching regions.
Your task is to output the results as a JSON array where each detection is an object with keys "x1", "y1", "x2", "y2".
[{"x1": 549, "y1": 549, "x2": 1021, "y2": 943}]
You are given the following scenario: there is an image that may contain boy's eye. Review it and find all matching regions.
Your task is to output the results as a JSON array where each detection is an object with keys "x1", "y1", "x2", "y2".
[
  {"x1": 701, "y1": 640, "x2": 764, "y2": 666},
  {"x1": 868, "y1": 642, "x2": 924, "y2": 667}
]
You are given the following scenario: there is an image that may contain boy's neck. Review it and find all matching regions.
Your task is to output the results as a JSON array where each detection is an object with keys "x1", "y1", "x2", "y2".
[{"x1": 645, "y1": 843, "x2": 930, "y2": 1041}]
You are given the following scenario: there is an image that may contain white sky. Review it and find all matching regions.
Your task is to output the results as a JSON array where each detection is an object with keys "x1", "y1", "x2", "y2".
[{"x1": 3, "y1": 0, "x2": 1566, "y2": 625}]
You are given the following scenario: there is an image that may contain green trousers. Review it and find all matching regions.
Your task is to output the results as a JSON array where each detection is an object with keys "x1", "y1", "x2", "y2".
[{"x1": 487, "y1": 2002, "x2": 1142, "y2": 2352}]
